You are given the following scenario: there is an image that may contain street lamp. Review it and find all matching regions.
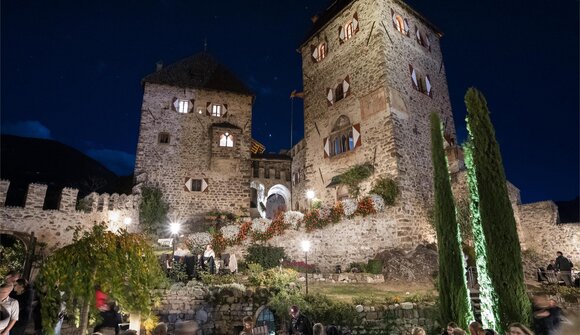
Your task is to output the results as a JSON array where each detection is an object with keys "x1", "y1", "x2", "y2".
[
  {"x1": 169, "y1": 221, "x2": 181, "y2": 258},
  {"x1": 123, "y1": 217, "x2": 132, "y2": 225},
  {"x1": 301, "y1": 240, "x2": 311, "y2": 294},
  {"x1": 306, "y1": 190, "x2": 315, "y2": 209}
]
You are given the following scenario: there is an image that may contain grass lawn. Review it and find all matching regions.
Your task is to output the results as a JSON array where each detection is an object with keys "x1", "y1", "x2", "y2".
[{"x1": 307, "y1": 281, "x2": 438, "y2": 304}]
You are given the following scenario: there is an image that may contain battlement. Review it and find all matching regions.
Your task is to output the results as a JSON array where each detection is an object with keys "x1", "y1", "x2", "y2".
[{"x1": 0, "y1": 180, "x2": 137, "y2": 213}]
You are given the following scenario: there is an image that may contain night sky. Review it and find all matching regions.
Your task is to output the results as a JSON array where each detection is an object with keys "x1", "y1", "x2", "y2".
[{"x1": 1, "y1": 0, "x2": 578, "y2": 204}]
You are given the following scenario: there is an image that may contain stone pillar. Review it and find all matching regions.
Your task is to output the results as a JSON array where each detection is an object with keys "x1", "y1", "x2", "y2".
[
  {"x1": 25, "y1": 183, "x2": 48, "y2": 209},
  {"x1": 59, "y1": 187, "x2": 79, "y2": 212},
  {"x1": 0, "y1": 180, "x2": 10, "y2": 206}
]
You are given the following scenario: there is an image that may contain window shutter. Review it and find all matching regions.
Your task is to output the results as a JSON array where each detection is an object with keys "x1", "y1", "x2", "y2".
[
  {"x1": 404, "y1": 19, "x2": 410, "y2": 35},
  {"x1": 222, "y1": 103, "x2": 228, "y2": 117},
  {"x1": 206, "y1": 102, "x2": 211, "y2": 116},
  {"x1": 415, "y1": 27, "x2": 422, "y2": 45},
  {"x1": 323, "y1": 137, "x2": 330, "y2": 158},
  {"x1": 353, "y1": 12, "x2": 359, "y2": 33},
  {"x1": 391, "y1": 9, "x2": 397, "y2": 29},
  {"x1": 339, "y1": 26, "x2": 345, "y2": 44},
  {"x1": 324, "y1": 37, "x2": 330, "y2": 56},
  {"x1": 326, "y1": 88, "x2": 334, "y2": 106},
  {"x1": 189, "y1": 99, "x2": 195, "y2": 113},
  {"x1": 425, "y1": 34, "x2": 431, "y2": 51},
  {"x1": 409, "y1": 64, "x2": 418, "y2": 90},
  {"x1": 184, "y1": 178, "x2": 191, "y2": 192},
  {"x1": 343, "y1": 75, "x2": 351, "y2": 98},
  {"x1": 352, "y1": 123, "x2": 361, "y2": 148},
  {"x1": 311, "y1": 45, "x2": 318, "y2": 62},
  {"x1": 171, "y1": 97, "x2": 178, "y2": 112},
  {"x1": 201, "y1": 178, "x2": 208, "y2": 192},
  {"x1": 425, "y1": 75, "x2": 432, "y2": 97}
]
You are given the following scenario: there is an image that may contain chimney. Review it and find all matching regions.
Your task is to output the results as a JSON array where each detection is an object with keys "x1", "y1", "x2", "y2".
[
  {"x1": 311, "y1": 15, "x2": 319, "y2": 24},
  {"x1": 156, "y1": 61, "x2": 163, "y2": 72}
]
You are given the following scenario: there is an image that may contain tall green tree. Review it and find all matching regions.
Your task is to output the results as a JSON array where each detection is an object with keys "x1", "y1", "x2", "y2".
[
  {"x1": 464, "y1": 88, "x2": 531, "y2": 331},
  {"x1": 139, "y1": 185, "x2": 169, "y2": 234},
  {"x1": 37, "y1": 224, "x2": 165, "y2": 335},
  {"x1": 430, "y1": 113, "x2": 473, "y2": 329}
]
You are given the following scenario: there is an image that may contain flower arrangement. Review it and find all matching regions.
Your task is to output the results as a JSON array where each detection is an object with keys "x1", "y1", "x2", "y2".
[
  {"x1": 231, "y1": 220, "x2": 252, "y2": 245},
  {"x1": 368, "y1": 194, "x2": 385, "y2": 212},
  {"x1": 284, "y1": 211, "x2": 304, "y2": 230},
  {"x1": 328, "y1": 202, "x2": 344, "y2": 223},
  {"x1": 252, "y1": 213, "x2": 288, "y2": 241},
  {"x1": 186, "y1": 232, "x2": 212, "y2": 254},
  {"x1": 341, "y1": 198, "x2": 357, "y2": 216},
  {"x1": 303, "y1": 209, "x2": 330, "y2": 232},
  {"x1": 355, "y1": 197, "x2": 376, "y2": 217},
  {"x1": 211, "y1": 232, "x2": 227, "y2": 254},
  {"x1": 251, "y1": 218, "x2": 271, "y2": 233}
]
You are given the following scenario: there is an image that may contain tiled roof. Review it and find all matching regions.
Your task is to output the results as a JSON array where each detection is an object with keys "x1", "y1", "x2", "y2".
[{"x1": 142, "y1": 52, "x2": 253, "y2": 96}]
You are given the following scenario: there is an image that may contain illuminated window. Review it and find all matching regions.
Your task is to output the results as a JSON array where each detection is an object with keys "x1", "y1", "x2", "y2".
[
  {"x1": 212, "y1": 104, "x2": 222, "y2": 117},
  {"x1": 391, "y1": 9, "x2": 409, "y2": 36},
  {"x1": 219, "y1": 132, "x2": 234, "y2": 147},
  {"x1": 178, "y1": 100, "x2": 189, "y2": 114},
  {"x1": 158, "y1": 132, "x2": 170, "y2": 144},
  {"x1": 344, "y1": 21, "x2": 354, "y2": 41}
]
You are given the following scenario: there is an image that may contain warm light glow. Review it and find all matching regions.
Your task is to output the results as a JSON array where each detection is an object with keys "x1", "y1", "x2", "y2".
[
  {"x1": 301, "y1": 240, "x2": 311, "y2": 252},
  {"x1": 109, "y1": 211, "x2": 120, "y2": 222},
  {"x1": 306, "y1": 190, "x2": 315, "y2": 200},
  {"x1": 123, "y1": 217, "x2": 132, "y2": 225},
  {"x1": 169, "y1": 222, "x2": 181, "y2": 235}
]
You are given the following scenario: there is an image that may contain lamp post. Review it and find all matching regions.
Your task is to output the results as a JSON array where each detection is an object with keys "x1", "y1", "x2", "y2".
[
  {"x1": 169, "y1": 222, "x2": 181, "y2": 258},
  {"x1": 301, "y1": 240, "x2": 311, "y2": 294},
  {"x1": 306, "y1": 190, "x2": 315, "y2": 209}
]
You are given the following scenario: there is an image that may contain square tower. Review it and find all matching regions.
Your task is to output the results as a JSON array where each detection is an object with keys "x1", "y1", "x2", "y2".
[
  {"x1": 134, "y1": 53, "x2": 254, "y2": 224},
  {"x1": 297, "y1": 0, "x2": 456, "y2": 245}
]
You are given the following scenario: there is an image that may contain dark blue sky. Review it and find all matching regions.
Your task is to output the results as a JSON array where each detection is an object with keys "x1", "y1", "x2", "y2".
[{"x1": 1, "y1": 0, "x2": 578, "y2": 203}]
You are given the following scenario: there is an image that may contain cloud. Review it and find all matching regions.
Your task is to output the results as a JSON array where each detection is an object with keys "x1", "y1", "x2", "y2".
[
  {"x1": 85, "y1": 149, "x2": 135, "y2": 176},
  {"x1": 1, "y1": 120, "x2": 52, "y2": 139}
]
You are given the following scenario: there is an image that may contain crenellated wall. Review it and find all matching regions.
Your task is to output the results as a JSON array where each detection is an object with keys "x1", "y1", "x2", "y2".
[{"x1": 0, "y1": 180, "x2": 140, "y2": 250}]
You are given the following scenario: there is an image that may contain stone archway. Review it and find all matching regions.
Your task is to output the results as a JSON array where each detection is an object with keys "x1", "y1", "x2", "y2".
[
  {"x1": 0, "y1": 230, "x2": 37, "y2": 280},
  {"x1": 265, "y1": 184, "x2": 291, "y2": 219}
]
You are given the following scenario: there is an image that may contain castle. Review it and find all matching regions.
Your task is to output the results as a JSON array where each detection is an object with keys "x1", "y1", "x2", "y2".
[{"x1": 2, "y1": 0, "x2": 578, "y2": 270}]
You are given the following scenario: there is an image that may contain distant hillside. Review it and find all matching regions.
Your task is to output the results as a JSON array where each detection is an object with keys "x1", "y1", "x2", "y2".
[
  {"x1": 555, "y1": 197, "x2": 580, "y2": 223},
  {"x1": 1, "y1": 135, "x2": 132, "y2": 207}
]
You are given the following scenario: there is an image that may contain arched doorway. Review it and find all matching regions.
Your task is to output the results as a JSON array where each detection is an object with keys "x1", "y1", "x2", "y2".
[
  {"x1": 0, "y1": 231, "x2": 37, "y2": 280},
  {"x1": 254, "y1": 305, "x2": 276, "y2": 333},
  {"x1": 265, "y1": 184, "x2": 290, "y2": 219}
]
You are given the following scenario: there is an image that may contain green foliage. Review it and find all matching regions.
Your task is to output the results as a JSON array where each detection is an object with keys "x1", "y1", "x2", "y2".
[
  {"x1": 366, "y1": 259, "x2": 382, "y2": 274},
  {"x1": 245, "y1": 244, "x2": 287, "y2": 269},
  {"x1": 311, "y1": 199, "x2": 322, "y2": 209},
  {"x1": 199, "y1": 272, "x2": 237, "y2": 286},
  {"x1": 336, "y1": 163, "x2": 374, "y2": 198},
  {"x1": 370, "y1": 177, "x2": 400, "y2": 205},
  {"x1": 139, "y1": 185, "x2": 169, "y2": 235},
  {"x1": 36, "y1": 224, "x2": 165, "y2": 335},
  {"x1": 270, "y1": 292, "x2": 359, "y2": 329},
  {"x1": 430, "y1": 112, "x2": 473, "y2": 329},
  {"x1": 75, "y1": 197, "x2": 92, "y2": 213},
  {"x1": 347, "y1": 262, "x2": 366, "y2": 273},
  {"x1": 168, "y1": 261, "x2": 188, "y2": 283},
  {"x1": 465, "y1": 88, "x2": 532, "y2": 331},
  {"x1": 248, "y1": 264, "x2": 299, "y2": 291},
  {"x1": 0, "y1": 238, "x2": 26, "y2": 277}
]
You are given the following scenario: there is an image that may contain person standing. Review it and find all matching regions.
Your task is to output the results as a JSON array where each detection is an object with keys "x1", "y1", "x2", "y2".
[
  {"x1": 203, "y1": 245, "x2": 216, "y2": 274},
  {"x1": 555, "y1": 251, "x2": 573, "y2": 286},
  {"x1": 10, "y1": 280, "x2": 32, "y2": 335},
  {"x1": 239, "y1": 316, "x2": 253, "y2": 335},
  {"x1": 287, "y1": 305, "x2": 312, "y2": 335},
  {"x1": 0, "y1": 283, "x2": 19, "y2": 335}
]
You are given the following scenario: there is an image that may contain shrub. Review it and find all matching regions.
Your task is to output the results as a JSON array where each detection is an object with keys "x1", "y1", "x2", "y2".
[
  {"x1": 370, "y1": 177, "x2": 400, "y2": 205},
  {"x1": 303, "y1": 209, "x2": 330, "y2": 232},
  {"x1": 248, "y1": 266, "x2": 299, "y2": 291},
  {"x1": 337, "y1": 163, "x2": 374, "y2": 198},
  {"x1": 354, "y1": 197, "x2": 376, "y2": 217},
  {"x1": 366, "y1": 259, "x2": 383, "y2": 274},
  {"x1": 245, "y1": 244, "x2": 287, "y2": 269},
  {"x1": 139, "y1": 185, "x2": 169, "y2": 234},
  {"x1": 328, "y1": 202, "x2": 344, "y2": 223},
  {"x1": 199, "y1": 272, "x2": 237, "y2": 286},
  {"x1": 348, "y1": 262, "x2": 367, "y2": 273},
  {"x1": 168, "y1": 261, "x2": 188, "y2": 283}
]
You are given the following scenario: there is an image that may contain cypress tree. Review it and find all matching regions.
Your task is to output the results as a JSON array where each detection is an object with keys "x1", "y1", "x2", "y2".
[
  {"x1": 464, "y1": 88, "x2": 531, "y2": 332},
  {"x1": 430, "y1": 112, "x2": 473, "y2": 329}
]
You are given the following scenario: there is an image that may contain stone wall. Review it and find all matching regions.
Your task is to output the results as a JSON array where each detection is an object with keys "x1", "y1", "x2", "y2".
[
  {"x1": 152, "y1": 284, "x2": 438, "y2": 335},
  {"x1": 134, "y1": 83, "x2": 253, "y2": 224},
  {"x1": 518, "y1": 201, "x2": 580, "y2": 262},
  {"x1": 290, "y1": 140, "x2": 307, "y2": 211},
  {"x1": 0, "y1": 180, "x2": 139, "y2": 250}
]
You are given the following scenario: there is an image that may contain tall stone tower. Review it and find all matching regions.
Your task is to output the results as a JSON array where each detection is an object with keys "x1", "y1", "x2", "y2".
[
  {"x1": 134, "y1": 53, "x2": 254, "y2": 225},
  {"x1": 295, "y1": 0, "x2": 456, "y2": 245}
]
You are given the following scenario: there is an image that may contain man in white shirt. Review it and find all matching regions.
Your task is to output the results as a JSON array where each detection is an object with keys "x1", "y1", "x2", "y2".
[{"x1": 0, "y1": 283, "x2": 19, "y2": 335}]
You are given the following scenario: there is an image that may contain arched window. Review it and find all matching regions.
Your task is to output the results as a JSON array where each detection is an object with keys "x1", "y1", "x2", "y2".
[
  {"x1": 348, "y1": 130, "x2": 354, "y2": 150},
  {"x1": 327, "y1": 115, "x2": 358, "y2": 157},
  {"x1": 219, "y1": 132, "x2": 234, "y2": 147},
  {"x1": 341, "y1": 135, "x2": 348, "y2": 153},
  {"x1": 395, "y1": 15, "x2": 405, "y2": 34},
  {"x1": 255, "y1": 306, "x2": 276, "y2": 333},
  {"x1": 317, "y1": 43, "x2": 326, "y2": 62},
  {"x1": 334, "y1": 137, "x2": 340, "y2": 155}
]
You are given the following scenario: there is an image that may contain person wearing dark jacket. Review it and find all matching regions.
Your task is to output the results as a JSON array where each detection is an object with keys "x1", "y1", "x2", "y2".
[
  {"x1": 555, "y1": 251, "x2": 573, "y2": 286},
  {"x1": 288, "y1": 305, "x2": 312, "y2": 335},
  {"x1": 11, "y1": 279, "x2": 32, "y2": 335}
]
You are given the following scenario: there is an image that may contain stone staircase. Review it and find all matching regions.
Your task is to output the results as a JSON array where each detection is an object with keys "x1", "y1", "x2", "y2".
[{"x1": 470, "y1": 288, "x2": 482, "y2": 321}]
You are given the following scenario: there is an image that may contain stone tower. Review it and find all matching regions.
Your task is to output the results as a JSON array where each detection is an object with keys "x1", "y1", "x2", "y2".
[
  {"x1": 295, "y1": 0, "x2": 456, "y2": 245},
  {"x1": 134, "y1": 53, "x2": 254, "y2": 224}
]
